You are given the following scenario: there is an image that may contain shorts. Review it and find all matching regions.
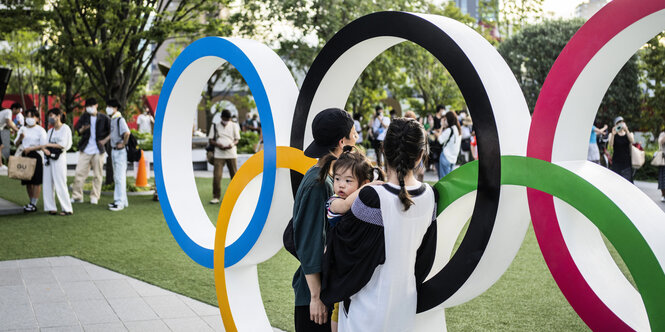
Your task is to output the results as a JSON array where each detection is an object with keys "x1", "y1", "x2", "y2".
[{"x1": 21, "y1": 150, "x2": 43, "y2": 185}]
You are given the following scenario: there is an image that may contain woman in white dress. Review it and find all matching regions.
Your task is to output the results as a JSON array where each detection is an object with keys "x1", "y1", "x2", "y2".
[
  {"x1": 43, "y1": 108, "x2": 74, "y2": 216},
  {"x1": 14, "y1": 108, "x2": 47, "y2": 212},
  {"x1": 321, "y1": 118, "x2": 438, "y2": 332}
]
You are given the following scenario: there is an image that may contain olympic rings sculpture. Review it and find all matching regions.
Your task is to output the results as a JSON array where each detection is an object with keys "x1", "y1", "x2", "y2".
[{"x1": 154, "y1": 0, "x2": 665, "y2": 330}]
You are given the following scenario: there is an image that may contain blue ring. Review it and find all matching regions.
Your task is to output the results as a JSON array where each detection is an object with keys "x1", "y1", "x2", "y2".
[{"x1": 154, "y1": 37, "x2": 277, "y2": 268}]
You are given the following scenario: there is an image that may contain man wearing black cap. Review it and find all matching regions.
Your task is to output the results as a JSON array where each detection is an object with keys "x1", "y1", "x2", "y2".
[
  {"x1": 292, "y1": 108, "x2": 358, "y2": 331},
  {"x1": 72, "y1": 98, "x2": 111, "y2": 205}
]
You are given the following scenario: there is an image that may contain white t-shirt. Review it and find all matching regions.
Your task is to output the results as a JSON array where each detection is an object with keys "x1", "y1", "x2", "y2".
[
  {"x1": 208, "y1": 121, "x2": 241, "y2": 159},
  {"x1": 14, "y1": 112, "x2": 24, "y2": 127},
  {"x1": 137, "y1": 114, "x2": 152, "y2": 134},
  {"x1": 47, "y1": 124, "x2": 73, "y2": 153},
  {"x1": 461, "y1": 125, "x2": 472, "y2": 139},
  {"x1": 83, "y1": 115, "x2": 100, "y2": 155},
  {"x1": 0, "y1": 109, "x2": 12, "y2": 130},
  {"x1": 354, "y1": 120, "x2": 363, "y2": 143},
  {"x1": 373, "y1": 116, "x2": 390, "y2": 141},
  {"x1": 438, "y1": 126, "x2": 461, "y2": 164},
  {"x1": 17, "y1": 125, "x2": 47, "y2": 151}
]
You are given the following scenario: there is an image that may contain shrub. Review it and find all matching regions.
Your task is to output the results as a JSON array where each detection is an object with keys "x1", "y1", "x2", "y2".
[{"x1": 238, "y1": 131, "x2": 260, "y2": 154}]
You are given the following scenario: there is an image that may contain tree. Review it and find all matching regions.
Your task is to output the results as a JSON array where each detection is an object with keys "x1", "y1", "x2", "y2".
[
  {"x1": 498, "y1": 18, "x2": 642, "y2": 125},
  {"x1": 48, "y1": 0, "x2": 233, "y2": 108},
  {"x1": 639, "y1": 32, "x2": 665, "y2": 136}
]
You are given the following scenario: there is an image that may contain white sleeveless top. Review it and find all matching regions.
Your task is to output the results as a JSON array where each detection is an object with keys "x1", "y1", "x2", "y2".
[{"x1": 339, "y1": 183, "x2": 436, "y2": 332}]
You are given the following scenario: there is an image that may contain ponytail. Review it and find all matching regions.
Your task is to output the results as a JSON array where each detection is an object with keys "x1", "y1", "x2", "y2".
[
  {"x1": 383, "y1": 118, "x2": 426, "y2": 211},
  {"x1": 318, "y1": 153, "x2": 338, "y2": 184}
]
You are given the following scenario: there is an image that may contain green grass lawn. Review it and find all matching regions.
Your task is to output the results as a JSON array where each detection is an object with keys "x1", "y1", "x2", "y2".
[{"x1": 0, "y1": 175, "x2": 635, "y2": 331}]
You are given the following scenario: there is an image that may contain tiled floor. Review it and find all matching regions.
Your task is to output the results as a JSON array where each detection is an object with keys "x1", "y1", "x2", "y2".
[{"x1": 0, "y1": 256, "x2": 285, "y2": 331}]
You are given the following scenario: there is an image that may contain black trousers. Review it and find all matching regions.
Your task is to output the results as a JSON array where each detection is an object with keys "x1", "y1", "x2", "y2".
[{"x1": 294, "y1": 305, "x2": 331, "y2": 332}]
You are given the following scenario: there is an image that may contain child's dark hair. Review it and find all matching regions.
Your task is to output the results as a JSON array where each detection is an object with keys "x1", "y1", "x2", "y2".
[
  {"x1": 25, "y1": 107, "x2": 39, "y2": 118},
  {"x1": 383, "y1": 118, "x2": 427, "y2": 211},
  {"x1": 318, "y1": 145, "x2": 385, "y2": 184}
]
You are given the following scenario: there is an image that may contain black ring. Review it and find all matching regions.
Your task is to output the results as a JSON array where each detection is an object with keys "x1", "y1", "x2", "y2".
[{"x1": 289, "y1": 11, "x2": 501, "y2": 312}]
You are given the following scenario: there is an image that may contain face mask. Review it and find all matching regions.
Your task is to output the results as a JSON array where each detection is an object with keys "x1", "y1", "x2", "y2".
[
  {"x1": 48, "y1": 117, "x2": 56, "y2": 125},
  {"x1": 25, "y1": 118, "x2": 36, "y2": 127},
  {"x1": 86, "y1": 106, "x2": 95, "y2": 114},
  {"x1": 106, "y1": 107, "x2": 115, "y2": 115}
]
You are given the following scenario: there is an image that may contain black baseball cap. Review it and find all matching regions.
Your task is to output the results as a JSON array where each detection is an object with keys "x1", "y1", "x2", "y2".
[{"x1": 304, "y1": 108, "x2": 354, "y2": 158}]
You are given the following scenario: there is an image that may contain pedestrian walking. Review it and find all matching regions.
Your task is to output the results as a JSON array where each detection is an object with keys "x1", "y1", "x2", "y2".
[
  {"x1": 208, "y1": 109, "x2": 240, "y2": 204},
  {"x1": 656, "y1": 130, "x2": 665, "y2": 202},
  {"x1": 436, "y1": 111, "x2": 461, "y2": 178},
  {"x1": 107, "y1": 100, "x2": 130, "y2": 211},
  {"x1": 71, "y1": 98, "x2": 111, "y2": 205}
]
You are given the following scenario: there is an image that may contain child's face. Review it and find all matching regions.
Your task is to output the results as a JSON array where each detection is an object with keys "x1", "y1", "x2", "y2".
[{"x1": 333, "y1": 168, "x2": 360, "y2": 198}]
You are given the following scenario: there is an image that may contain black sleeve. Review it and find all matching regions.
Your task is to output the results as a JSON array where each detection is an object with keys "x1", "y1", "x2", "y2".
[
  {"x1": 415, "y1": 220, "x2": 437, "y2": 286},
  {"x1": 416, "y1": 186, "x2": 439, "y2": 311},
  {"x1": 320, "y1": 187, "x2": 384, "y2": 306}
]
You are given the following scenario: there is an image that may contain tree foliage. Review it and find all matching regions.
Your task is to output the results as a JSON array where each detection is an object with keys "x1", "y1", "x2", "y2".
[
  {"x1": 639, "y1": 32, "x2": 665, "y2": 135},
  {"x1": 236, "y1": 0, "x2": 488, "y2": 119},
  {"x1": 498, "y1": 18, "x2": 642, "y2": 127},
  {"x1": 48, "y1": 0, "x2": 233, "y2": 107}
]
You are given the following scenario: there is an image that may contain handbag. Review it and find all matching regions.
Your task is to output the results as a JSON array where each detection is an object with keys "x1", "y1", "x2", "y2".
[
  {"x1": 8, "y1": 155, "x2": 37, "y2": 180},
  {"x1": 206, "y1": 122, "x2": 218, "y2": 165},
  {"x1": 651, "y1": 150, "x2": 665, "y2": 167},
  {"x1": 631, "y1": 144, "x2": 645, "y2": 169}
]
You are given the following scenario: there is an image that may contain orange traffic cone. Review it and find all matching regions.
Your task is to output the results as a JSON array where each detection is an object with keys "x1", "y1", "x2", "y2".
[{"x1": 135, "y1": 150, "x2": 148, "y2": 187}]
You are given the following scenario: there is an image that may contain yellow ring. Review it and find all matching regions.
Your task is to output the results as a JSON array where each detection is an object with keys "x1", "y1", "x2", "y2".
[{"x1": 213, "y1": 146, "x2": 316, "y2": 331}]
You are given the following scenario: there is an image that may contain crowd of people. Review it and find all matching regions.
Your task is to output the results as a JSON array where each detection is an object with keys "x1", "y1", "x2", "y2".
[
  {"x1": 360, "y1": 105, "x2": 475, "y2": 181},
  {"x1": 0, "y1": 98, "x2": 140, "y2": 214}
]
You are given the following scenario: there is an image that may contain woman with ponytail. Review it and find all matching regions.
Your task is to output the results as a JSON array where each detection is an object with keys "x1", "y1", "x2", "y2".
[{"x1": 321, "y1": 118, "x2": 438, "y2": 332}]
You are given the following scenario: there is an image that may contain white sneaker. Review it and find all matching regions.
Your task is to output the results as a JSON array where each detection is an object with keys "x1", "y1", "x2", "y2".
[
  {"x1": 90, "y1": 198, "x2": 98, "y2": 205},
  {"x1": 71, "y1": 198, "x2": 84, "y2": 203},
  {"x1": 0, "y1": 165, "x2": 7, "y2": 171},
  {"x1": 109, "y1": 204, "x2": 124, "y2": 211},
  {"x1": 661, "y1": 196, "x2": 665, "y2": 202},
  {"x1": 209, "y1": 198, "x2": 220, "y2": 204}
]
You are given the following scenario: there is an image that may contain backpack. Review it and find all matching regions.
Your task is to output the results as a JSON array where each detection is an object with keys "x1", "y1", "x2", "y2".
[
  {"x1": 116, "y1": 117, "x2": 142, "y2": 162},
  {"x1": 283, "y1": 218, "x2": 299, "y2": 260}
]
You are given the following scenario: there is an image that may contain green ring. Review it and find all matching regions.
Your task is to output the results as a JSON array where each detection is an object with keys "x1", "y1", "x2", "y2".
[{"x1": 434, "y1": 155, "x2": 665, "y2": 330}]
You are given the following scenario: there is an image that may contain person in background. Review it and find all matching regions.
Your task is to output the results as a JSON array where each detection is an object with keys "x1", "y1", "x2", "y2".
[
  {"x1": 42, "y1": 108, "x2": 73, "y2": 216},
  {"x1": 0, "y1": 102, "x2": 21, "y2": 167},
  {"x1": 13, "y1": 103, "x2": 24, "y2": 129},
  {"x1": 371, "y1": 106, "x2": 389, "y2": 168},
  {"x1": 657, "y1": 130, "x2": 665, "y2": 202},
  {"x1": 136, "y1": 107, "x2": 154, "y2": 134},
  {"x1": 71, "y1": 98, "x2": 111, "y2": 205},
  {"x1": 14, "y1": 108, "x2": 47, "y2": 212},
  {"x1": 432, "y1": 105, "x2": 446, "y2": 132},
  {"x1": 587, "y1": 124, "x2": 608, "y2": 164},
  {"x1": 353, "y1": 113, "x2": 363, "y2": 145},
  {"x1": 608, "y1": 116, "x2": 635, "y2": 183},
  {"x1": 460, "y1": 116, "x2": 473, "y2": 164},
  {"x1": 208, "y1": 109, "x2": 240, "y2": 204},
  {"x1": 107, "y1": 99, "x2": 130, "y2": 211},
  {"x1": 436, "y1": 111, "x2": 461, "y2": 178}
]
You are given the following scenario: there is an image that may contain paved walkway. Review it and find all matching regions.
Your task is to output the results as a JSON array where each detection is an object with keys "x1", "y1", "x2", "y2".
[{"x1": 0, "y1": 256, "x2": 283, "y2": 332}]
